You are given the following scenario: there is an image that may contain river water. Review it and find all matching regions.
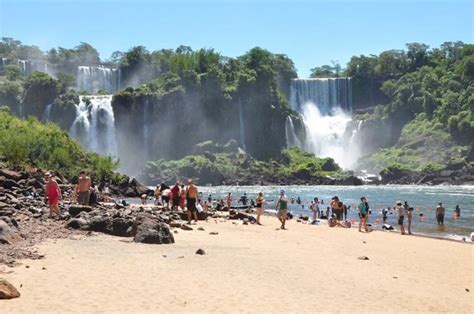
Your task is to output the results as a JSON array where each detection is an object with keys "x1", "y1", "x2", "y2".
[{"x1": 195, "y1": 185, "x2": 473, "y2": 241}]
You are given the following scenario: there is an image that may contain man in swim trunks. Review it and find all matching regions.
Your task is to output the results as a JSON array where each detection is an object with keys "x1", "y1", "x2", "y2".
[
  {"x1": 436, "y1": 202, "x2": 445, "y2": 225},
  {"x1": 186, "y1": 179, "x2": 199, "y2": 224},
  {"x1": 76, "y1": 171, "x2": 91, "y2": 205},
  {"x1": 276, "y1": 190, "x2": 289, "y2": 230},
  {"x1": 396, "y1": 201, "x2": 405, "y2": 234}
]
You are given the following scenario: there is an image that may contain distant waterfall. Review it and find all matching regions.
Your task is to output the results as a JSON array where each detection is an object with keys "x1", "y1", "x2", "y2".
[
  {"x1": 1, "y1": 58, "x2": 7, "y2": 68},
  {"x1": 143, "y1": 97, "x2": 152, "y2": 150},
  {"x1": 42, "y1": 103, "x2": 53, "y2": 122},
  {"x1": 237, "y1": 98, "x2": 246, "y2": 151},
  {"x1": 77, "y1": 66, "x2": 121, "y2": 93},
  {"x1": 17, "y1": 60, "x2": 27, "y2": 73},
  {"x1": 285, "y1": 116, "x2": 302, "y2": 148},
  {"x1": 289, "y1": 77, "x2": 358, "y2": 169},
  {"x1": 69, "y1": 95, "x2": 118, "y2": 156},
  {"x1": 290, "y1": 78, "x2": 352, "y2": 114}
]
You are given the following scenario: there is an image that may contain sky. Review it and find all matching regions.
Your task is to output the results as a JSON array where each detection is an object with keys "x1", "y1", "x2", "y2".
[{"x1": 0, "y1": 0, "x2": 472, "y2": 77}]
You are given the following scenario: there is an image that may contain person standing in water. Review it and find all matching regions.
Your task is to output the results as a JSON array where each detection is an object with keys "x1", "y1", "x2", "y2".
[
  {"x1": 44, "y1": 172, "x2": 61, "y2": 218},
  {"x1": 455, "y1": 205, "x2": 461, "y2": 217},
  {"x1": 436, "y1": 202, "x2": 445, "y2": 225},
  {"x1": 396, "y1": 201, "x2": 405, "y2": 235},
  {"x1": 76, "y1": 171, "x2": 91, "y2": 205},
  {"x1": 276, "y1": 190, "x2": 289, "y2": 230},
  {"x1": 186, "y1": 179, "x2": 199, "y2": 224},
  {"x1": 255, "y1": 192, "x2": 265, "y2": 225}
]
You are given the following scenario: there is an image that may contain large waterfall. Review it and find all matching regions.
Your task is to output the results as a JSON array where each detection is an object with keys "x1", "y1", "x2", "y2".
[
  {"x1": 69, "y1": 95, "x2": 118, "y2": 156},
  {"x1": 77, "y1": 66, "x2": 121, "y2": 93},
  {"x1": 288, "y1": 77, "x2": 360, "y2": 169},
  {"x1": 237, "y1": 98, "x2": 246, "y2": 151}
]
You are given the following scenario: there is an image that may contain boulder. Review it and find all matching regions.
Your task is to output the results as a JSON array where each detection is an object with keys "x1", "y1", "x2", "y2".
[
  {"x1": 110, "y1": 217, "x2": 133, "y2": 237},
  {"x1": 0, "y1": 279, "x2": 21, "y2": 299},
  {"x1": 68, "y1": 205, "x2": 93, "y2": 217},
  {"x1": 0, "y1": 169, "x2": 22, "y2": 181},
  {"x1": 67, "y1": 218, "x2": 90, "y2": 230},
  {"x1": 133, "y1": 217, "x2": 174, "y2": 244},
  {"x1": 1, "y1": 179, "x2": 20, "y2": 190}
]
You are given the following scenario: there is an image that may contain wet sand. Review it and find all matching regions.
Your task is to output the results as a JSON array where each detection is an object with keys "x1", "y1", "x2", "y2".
[{"x1": 1, "y1": 216, "x2": 473, "y2": 313}]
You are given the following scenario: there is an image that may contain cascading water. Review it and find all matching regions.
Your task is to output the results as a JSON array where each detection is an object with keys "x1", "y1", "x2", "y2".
[
  {"x1": 69, "y1": 95, "x2": 118, "y2": 156},
  {"x1": 1, "y1": 58, "x2": 7, "y2": 68},
  {"x1": 17, "y1": 60, "x2": 27, "y2": 73},
  {"x1": 42, "y1": 103, "x2": 53, "y2": 122},
  {"x1": 285, "y1": 116, "x2": 303, "y2": 148},
  {"x1": 77, "y1": 66, "x2": 121, "y2": 93},
  {"x1": 289, "y1": 77, "x2": 360, "y2": 169},
  {"x1": 237, "y1": 98, "x2": 246, "y2": 151},
  {"x1": 143, "y1": 97, "x2": 152, "y2": 152}
]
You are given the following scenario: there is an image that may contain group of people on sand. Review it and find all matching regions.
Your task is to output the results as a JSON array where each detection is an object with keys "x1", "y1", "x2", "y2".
[
  {"x1": 152, "y1": 179, "x2": 200, "y2": 224},
  {"x1": 44, "y1": 170, "x2": 112, "y2": 219}
]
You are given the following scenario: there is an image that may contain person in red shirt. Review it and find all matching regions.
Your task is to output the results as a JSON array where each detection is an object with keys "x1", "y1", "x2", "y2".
[{"x1": 170, "y1": 181, "x2": 181, "y2": 211}]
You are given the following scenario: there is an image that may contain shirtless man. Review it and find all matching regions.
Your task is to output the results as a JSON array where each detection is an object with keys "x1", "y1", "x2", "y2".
[
  {"x1": 76, "y1": 171, "x2": 91, "y2": 205},
  {"x1": 436, "y1": 202, "x2": 445, "y2": 225},
  {"x1": 396, "y1": 201, "x2": 405, "y2": 234},
  {"x1": 186, "y1": 179, "x2": 198, "y2": 224}
]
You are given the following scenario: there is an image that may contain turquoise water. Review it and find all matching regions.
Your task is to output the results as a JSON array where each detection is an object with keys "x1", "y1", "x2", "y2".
[{"x1": 196, "y1": 185, "x2": 474, "y2": 240}]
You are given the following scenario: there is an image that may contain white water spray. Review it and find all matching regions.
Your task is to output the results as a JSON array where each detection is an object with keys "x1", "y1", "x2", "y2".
[{"x1": 69, "y1": 95, "x2": 118, "y2": 156}]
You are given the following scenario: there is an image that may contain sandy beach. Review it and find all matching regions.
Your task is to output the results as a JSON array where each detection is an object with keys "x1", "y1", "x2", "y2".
[{"x1": 1, "y1": 215, "x2": 473, "y2": 313}]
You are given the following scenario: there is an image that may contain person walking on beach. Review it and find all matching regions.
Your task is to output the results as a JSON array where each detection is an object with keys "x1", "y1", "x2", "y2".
[
  {"x1": 171, "y1": 181, "x2": 180, "y2": 210},
  {"x1": 436, "y1": 202, "x2": 445, "y2": 225},
  {"x1": 396, "y1": 201, "x2": 405, "y2": 235},
  {"x1": 276, "y1": 190, "x2": 289, "y2": 230},
  {"x1": 186, "y1": 179, "x2": 199, "y2": 224},
  {"x1": 76, "y1": 171, "x2": 91, "y2": 205},
  {"x1": 45, "y1": 172, "x2": 61, "y2": 218},
  {"x1": 311, "y1": 197, "x2": 320, "y2": 222},
  {"x1": 406, "y1": 202, "x2": 413, "y2": 235},
  {"x1": 179, "y1": 184, "x2": 187, "y2": 211},
  {"x1": 358, "y1": 197, "x2": 368, "y2": 232},
  {"x1": 226, "y1": 192, "x2": 232, "y2": 210},
  {"x1": 255, "y1": 192, "x2": 265, "y2": 225}
]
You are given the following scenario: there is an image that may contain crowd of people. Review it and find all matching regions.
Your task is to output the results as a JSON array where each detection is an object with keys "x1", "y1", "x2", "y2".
[{"x1": 43, "y1": 172, "x2": 464, "y2": 237}]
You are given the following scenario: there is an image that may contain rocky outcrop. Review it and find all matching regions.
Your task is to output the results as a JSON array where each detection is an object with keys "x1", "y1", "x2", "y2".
[
  {"x1": 377, "y1": 164, "x2": 474, "y2": 185},
  {"x1": 132, "y1": 216, "x2": 174, "y2": 244}
]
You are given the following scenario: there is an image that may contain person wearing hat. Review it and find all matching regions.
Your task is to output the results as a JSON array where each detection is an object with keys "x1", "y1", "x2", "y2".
[
  {"x1": 396, "y1": 201, "x2": 405, "y2": 235},
  {"x1": 44, "y1": 172, "x2": 61, "y2": 218},
  {"x1": 276, "y1": 190, "x2": 289, "y2": 229}
]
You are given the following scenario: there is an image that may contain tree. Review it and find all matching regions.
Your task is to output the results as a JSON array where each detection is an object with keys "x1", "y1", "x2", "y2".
[
  {"x1": 406, "y1": 42, "x2": 430, "y2": 70},
  {"x1": 74, "y1": 42, "x2": 100, "y2": 65},
  {"x1": 56, "y1": 72, "x2": 76, "y2": 93},
  {"x1": 5, "y1": 64, "x2": 23, "y2": 81}
]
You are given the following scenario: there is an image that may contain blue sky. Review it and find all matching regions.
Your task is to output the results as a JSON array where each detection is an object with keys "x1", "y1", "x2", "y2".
[{"x1": 0, "y1": 0, "x2": 472, "y2": 77}]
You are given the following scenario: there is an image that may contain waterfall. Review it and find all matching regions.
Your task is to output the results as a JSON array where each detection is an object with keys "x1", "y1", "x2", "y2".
[
  {"x1": 237, "y1": 98, "x2": 246, "y2": 151},
  {"x1": 1, "y1": 58, "x2": 7, "y2": 68},
  {"x1": 289, "y1": 77, "x2": 358, "y2": 169},
  {"x1": 42, "y1": 103, "x2": 53, "y2": 122},
  {"x1": 143, "y1": 97, "x2": 152, "y2": 145},
  {"x1": 285, "y1": 116, "x2": 302, "y2": 148},
  {"x1": 77, "y1": 66, "x2": 121, "y2": 93},
  {"x1": 69, "y1": 95, "x2": 117, "y2": 156},
  {"x1": 290, "y1": 78, "x2": 352, "y2": 114},
  {"x1": 17, "y1": 60, "x2": 27, "y2": 73}
]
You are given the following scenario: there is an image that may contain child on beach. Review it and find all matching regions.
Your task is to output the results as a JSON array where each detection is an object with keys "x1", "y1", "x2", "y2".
[
  {"x1": 358, "y1": 197, "x2": 369, "y2": 232},
  {"x1": 276, "y1": 190, "x2": 289, "y2": 230}
]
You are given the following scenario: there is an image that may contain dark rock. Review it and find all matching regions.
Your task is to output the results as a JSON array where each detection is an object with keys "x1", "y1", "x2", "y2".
[
  {"x1": 2, "y1": 179, "x2": 20, "y2": 190},
  {"x1": 88, "y1": 216, "x2": 109, "y2": 233},
  {"x1": 124, "y1": 187, "x2": 137, "y2": 197},
  {"x1": 0, "y1": 279, "x2": 21, "y2": 299},
  {"x1": 133, "y1": 217, "x2": 174, "y2": 244},
  {"x1": 68, "y1": 205, "x2": 92, "y2": 217},
  {"x1": 357, "y1": 256, "x2": 370, "y2": 260},
  {"x1": 110, "y1": 217, "x2": 133, "y2": 237},
  {"x1": 195, "y1": 249, "x2": 206, "y2": 255},
  {"x1": 229, "y1": 212, "x2": 250, "y2": 220},
  {"x1": 26, "y1": 178, "x2": 43, "y2": 189},
  {"x1": 209, "y1": 232, "x2": 218, "y2": 235},
  {"x1": 181, "y1": 224, "x2": 193, "y2": 231},
  {"x1": 67, "y1": 218, "x2": 90, "y2": 230},
  {"x1": 197, "y1": 227, "x2": 205, "y2": 231}
]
